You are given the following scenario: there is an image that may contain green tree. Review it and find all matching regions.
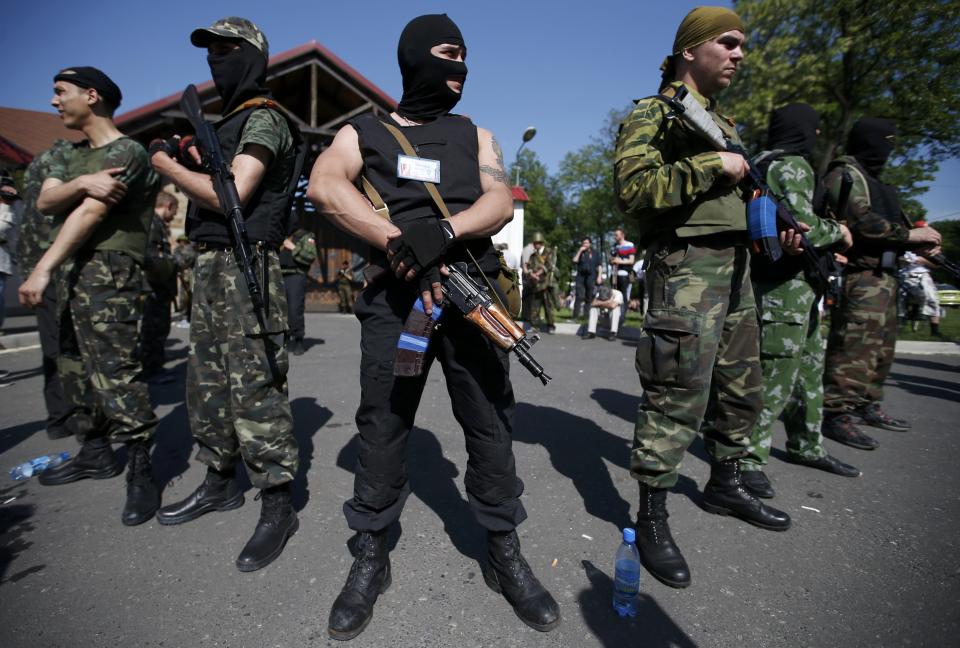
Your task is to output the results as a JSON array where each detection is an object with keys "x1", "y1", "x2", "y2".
[{"x1": 726, "y1": 0, "x2": 960, "y2": 210}]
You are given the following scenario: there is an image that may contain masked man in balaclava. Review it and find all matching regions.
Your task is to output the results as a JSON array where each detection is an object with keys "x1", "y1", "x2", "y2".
[
  {"x1": 614, "y1": 6, "x2": 795, "y2": 590},
  {"x1": 820, "y1": 118, "x2": 941, "y2": 449},
  {"x1": 737, "y1": 104, "x2": 860, "y2": 502},
  {"x1": 308, "y1": 13, "x2": 560, "y2": 641},
  {"x1": 150, "y1": 17, "x2": 305, "y2": 572}
]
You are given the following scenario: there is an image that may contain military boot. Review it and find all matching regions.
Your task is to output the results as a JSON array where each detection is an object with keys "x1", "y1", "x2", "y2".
[
  {"x1": 236, "y1": 483, "x2": 298, "y2": 572},
  {"x1": 822, "y1": 414, "x2": 878, "y2": 450},
  {"x1": 702, "y1": 459, "x2": 791, "y2": 531},
  {"x1": 636, "y1": 484, "x2": 690, "y2": 588},
  {"x1": 156, "y1": 467, "x2": 244, "y2": 525},
  {"x1": 122, "y1": 442, "x2": 160, "y2": 526},
  {"x1": 739, "y1": 468, "x2": 775, "y2": 499},
  {"x1": 39, "y1": 436, "x2": 121, "y2": 485},
  {"x1": 855, "y1": 402, "x2": 910, "y2": 432},
  {"x1": 482, "y1": 530, "x2": 561, "y2": 632},
  {"x1": 328, "y1": 529, "x2": 392, "y2": 641}
]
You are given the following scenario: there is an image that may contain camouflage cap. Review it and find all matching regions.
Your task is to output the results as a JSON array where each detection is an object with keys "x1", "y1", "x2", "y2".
[{"x1": 191, "y1": 17, "x2": 269, "y2": 59}]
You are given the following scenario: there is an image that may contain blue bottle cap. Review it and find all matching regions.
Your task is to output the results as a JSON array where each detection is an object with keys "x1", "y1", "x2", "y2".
[{"x1": 623, "y1": 527, "x2": 636, "y2": 543}]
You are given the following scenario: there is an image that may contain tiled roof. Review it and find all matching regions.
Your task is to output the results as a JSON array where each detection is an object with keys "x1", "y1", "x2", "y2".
[{"x1": 0, "y1": 107, "x2": 85, "y2": 162}]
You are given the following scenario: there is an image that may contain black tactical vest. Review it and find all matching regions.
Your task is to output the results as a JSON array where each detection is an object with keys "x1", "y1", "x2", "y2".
[
  {"x1": 349, "y1": 113, "x2": 500, "y2": 274},
  {"x1": 186, "y1": 106, "x2": 300, "y2": 249}
]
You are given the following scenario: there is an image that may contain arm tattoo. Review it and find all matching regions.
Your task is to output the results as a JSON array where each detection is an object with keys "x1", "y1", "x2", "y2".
[{"x1": 480, "y1": 135, "x2": 509, "y2": 185}]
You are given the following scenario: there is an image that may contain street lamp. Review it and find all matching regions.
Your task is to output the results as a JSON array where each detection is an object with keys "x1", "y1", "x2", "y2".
[{"x1": 514, "y1": 126, "x2": 537, "y2": 187}]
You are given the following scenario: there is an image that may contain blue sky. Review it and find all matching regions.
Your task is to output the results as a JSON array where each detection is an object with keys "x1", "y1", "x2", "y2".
[{"x1": 6, "y1": 0, "x2": 958, "y2": 221}]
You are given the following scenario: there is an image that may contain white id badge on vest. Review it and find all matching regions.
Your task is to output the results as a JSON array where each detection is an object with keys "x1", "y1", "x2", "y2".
[{"x1": 397, "y1": 155, "x2": 440, "y2": 183}]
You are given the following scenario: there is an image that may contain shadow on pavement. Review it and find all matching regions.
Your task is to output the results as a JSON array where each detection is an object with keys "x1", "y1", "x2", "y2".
[
  {"x1": 894, "y1": 357, "x2": 959, "y2": 373},
  {"x1": 0, "y1": 483, "x2": 42, "y2": 587},
  {"x1": 889, "y1": 372, "x2": 960, "y2": 402},
  {"x1": 580, "y1": 559, "x2": 696, "y2": 648},
  {"x1": 291, "y1": 397, "x2": 332, "y2": 512},
  {"x1": 513, "y1": 403, "x2": 633, "y2": 533},
  {"x1": 336, "y1": 427, "x2": 485, "y2": 562},
  {"x1": 0, "y1": 420, "x2": 45, "y2": 458},
  {"x1": 152, "y1": 403, "x2": 191, "y2": 492}
]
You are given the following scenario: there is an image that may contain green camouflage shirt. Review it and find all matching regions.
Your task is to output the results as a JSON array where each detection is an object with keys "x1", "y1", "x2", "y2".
[
  {"x1": 47, "y1": 137, "x2": 160, "y2": 264},
  {"x1": 615, "y1": 81, "x2": 747, "y2": 244},
  {"x1": 764, "y1": 154, "x2": 842, "y2": 249},
  {"x1": 15, "y1": 140, "x2": 71, "y2": 276},
  {"x1": 236, "y1": 108, "x2": 296, "y2": 203}
]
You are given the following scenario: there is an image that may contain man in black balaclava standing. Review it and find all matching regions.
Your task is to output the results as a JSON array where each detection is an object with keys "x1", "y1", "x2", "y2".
[
  {"x1": 308, "y1": 13, "x2": 560, "y2": 641},
  {"x1": 820, "y1": 118, "x2": 941, "y2": 449},
  {"x1": 149, "y1": 17, "x2": 304, "y2": 573},
  {"x1": 737, "y1": 104, "x2": 859, "y2": 503}
]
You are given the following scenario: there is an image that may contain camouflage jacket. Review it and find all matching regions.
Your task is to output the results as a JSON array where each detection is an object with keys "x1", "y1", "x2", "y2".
[
  {"x1": 821, "y1": 156, "x2": 910, "y2": 271},
  {"x1": 280, "y1": 230, "x2": 316, "y2": 275},
  {"x1": 527, "y1": 247, "x2": 553, "y2": 292},
  {"x1": 615, "y1": 81, "x2": 747, "y2": 245},
  {"x1": 15, "y1": 140, "x2": 71, "y2": 277},
  {"x1": 754, "y1": 155, "x2": 841, "y2": 324}
]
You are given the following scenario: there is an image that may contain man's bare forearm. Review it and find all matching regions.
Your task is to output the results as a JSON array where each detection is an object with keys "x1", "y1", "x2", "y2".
[
  {"x1": 446, "y1": 187, "x2": 512, "y2": 239},
  {"x1": 309, "y1": 175, "x2": 399, "y2": 250},
  {"x1": 35, "y1": 198, "x2": 108, "y2": 273},
  {"x1": 38, "y1": 178, "x2": 88, "y2": 215},
  {"x1": 153, "y1": 158, "x2": 220, "y2": 211}
]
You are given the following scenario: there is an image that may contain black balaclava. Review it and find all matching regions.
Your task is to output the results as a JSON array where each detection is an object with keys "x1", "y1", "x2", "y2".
[
  {"x1": 207, "y1": 40, "x2": 271, "y2": 115},
  {"x1": 766, "y1": 103, "x2": 820, "y2": 160},
  {"x1": 847, "y1": 117, "x2": 896, "y2": 177},
  {"x1": 396, "y1": 14, "x2": 468, "y2": 121}
]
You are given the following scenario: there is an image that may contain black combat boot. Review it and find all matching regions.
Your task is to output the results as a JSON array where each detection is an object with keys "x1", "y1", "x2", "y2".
[
  {"x1": 235, "y1": 483, "x2": 298, "y2": 572},
  {"x1": 482, "y1": 530, "x2": 561, "y2": 632},
  {"x1": 156, "y1": 467, "x2": 244, "y2": 525},
  {"x1": 636, "y1": 484, "x2": 690, "y2": 588},
  {"x1": 122, "y1": 442, "x2": 160, "y2": 526},
  {"x1": 740, "y1": 468, "x2": 775, "y2": 499},
  {"x1": 785, "y1": 453, "x2": 861, "y2": 477},
  {"x1": 289, "y1": 337, "x2": 306, "y2": 356},
  {"x1": 702, "y1": 459, "x2": 791, "y2": 531},
  {"x1": 854, "y1": 402, "x2": 911, "y2": 432},
  {"x1": 39, "y1": 436, "x2": 121, "y2": 485},
  {"x1": 822, "y1": 414, "x2": 878, "y2": 450},
  {"x1": 328, "y1": 530, "x2": 392, "y2": 641}
]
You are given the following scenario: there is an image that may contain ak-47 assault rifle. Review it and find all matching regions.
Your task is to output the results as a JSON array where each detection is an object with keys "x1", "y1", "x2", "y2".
[
  {"x1": 179, "y1": 83, "x2": 282, "y2": 387},
  {"x1": 443, "y1": 263, "x2": 551, "y2": 385},
  {"x1": 926, "y1": 253, "x2": 960, "y2": 284},
  {"x1": 657, "y1": 85, "x2": 836, "y2": 292}
]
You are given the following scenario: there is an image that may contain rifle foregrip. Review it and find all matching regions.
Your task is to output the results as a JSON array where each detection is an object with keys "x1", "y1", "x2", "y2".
[{"x1": 465, "y1": 306, "x2": 516, "y2": 350}]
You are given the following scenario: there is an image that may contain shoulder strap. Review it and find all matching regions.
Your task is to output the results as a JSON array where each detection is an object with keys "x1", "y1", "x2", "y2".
[{"x1": 377, "y1": 119, "x2": 507, "y2": 311}]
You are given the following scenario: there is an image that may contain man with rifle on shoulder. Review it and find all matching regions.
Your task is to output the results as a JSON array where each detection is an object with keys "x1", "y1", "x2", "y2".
[
  {"x1": 614, "y1": 6, "x2": 804, "y2": 590},
  {"x1": 149, "y1": 17, "x2": 304, "y2": 572},
  {"x1": 308, "y1": 14, "x2": 559, "y2": 639},
  {"x1": 737, "y1": 104, "x2": 860, "y2": 503},
  {"x1": 820, "y1": 118, "x2": 942, "y2": 450}
]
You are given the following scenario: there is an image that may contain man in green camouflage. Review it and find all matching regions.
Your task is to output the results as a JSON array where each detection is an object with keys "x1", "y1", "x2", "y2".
[
  {"x1": 19, "y1": 67, "x2": 161, "y2": 526},
  {"x1": 614, "y1": 6, "x2": 793, "y2": 589},
  {"x1": 14, "y1": 139, "x2": 80, "y2": 439},
  {"x1": 737, "y1": 104, "x2": 860, "y2": 501},
  {"x1": 526, "y1": 232, "x2": 555, "y2": 332},
  {"x1": 140, "y1": 190, "x2": 178, "y2": 378},
  {"x1": 820, "y1": 118, "x2": 942, "y2": 449},
  {"x1": 150, "y1": 17, "x2": 304, "y2": 572},
  {"x1": 337, "y1": 258, "x2": 354, "y2": 313},
  {"x1": 173, "y1": 234, "x2": 195, "y2": 324},
  {"x1": 280, "y1": 227, "x2": 317, "y2": 354}
]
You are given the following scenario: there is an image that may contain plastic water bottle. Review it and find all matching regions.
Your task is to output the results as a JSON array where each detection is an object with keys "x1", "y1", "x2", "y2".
[
  {"x1": 9, "y1": 452, "x2": 70, "y2": 481},
  {"x1": 612, "y1": 527, "x2": 641, "y2": 617}
]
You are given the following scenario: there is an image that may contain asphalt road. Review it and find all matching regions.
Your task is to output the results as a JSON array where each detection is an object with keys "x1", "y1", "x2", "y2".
[{"x1": 1, "y1": 313, "x2": 958, "y2": 648}]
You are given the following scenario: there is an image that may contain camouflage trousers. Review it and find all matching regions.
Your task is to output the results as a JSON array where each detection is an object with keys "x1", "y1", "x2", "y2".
[
  {"x1": 338, "y1": 283, "x2": 354, "y2": 312},
  {"x1": 631, "y1": 236, "x2": 762, "y2": 488},
  {"x1": 823, "y1": 270, "x2": 897, "y2": 413},
  {"x1": 530, "y1": 288, "x2": 555, "y2": 327},
  {"x1": 188, "y1": 248, "x2": 298, "y2": 488},
  {"x1": 741, "y1": 277, "x2": 827, "y2": 470},
  {"x1": 57, "y1": 251, "x2": 158, "y2": 443}
]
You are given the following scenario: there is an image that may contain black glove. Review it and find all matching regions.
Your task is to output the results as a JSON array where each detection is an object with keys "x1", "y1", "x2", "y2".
[
  {"x1": 148, "y1": 137, "x2": 178, "y2": 159},
  {"x1": 418, "y1": 266, "x2": 443, "y2": 302},
  {"x1": 388, "y1": 220, "x2": 454, "y2": 277}
]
